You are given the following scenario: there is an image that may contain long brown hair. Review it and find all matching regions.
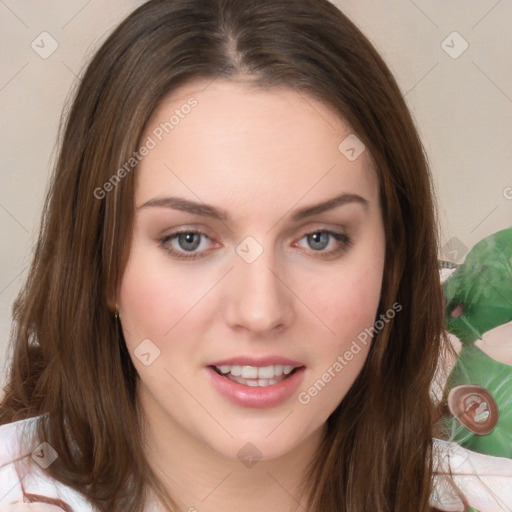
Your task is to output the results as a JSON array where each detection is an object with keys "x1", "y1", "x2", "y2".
[{"x1": 1, "y1": 0, "x2": 448, "y2": 510}]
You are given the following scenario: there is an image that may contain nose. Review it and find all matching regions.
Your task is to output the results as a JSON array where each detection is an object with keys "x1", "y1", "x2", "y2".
[{"x1": 224, "y1": 248, "x2": 295, "y2": 336}]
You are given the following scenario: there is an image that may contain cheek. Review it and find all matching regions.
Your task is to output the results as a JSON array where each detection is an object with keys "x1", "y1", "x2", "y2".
[
  {"x1": 118, "y1": 243, "x2": 188, "y2": 346},
  {"x1": 296, "y1": 264, "x2": 381, "y2": 414},
  {"x1": 118, "y1": 241, "x2": 224, "y2": 364},
  {"x1": 309, "y1": 262, "x2": 383, "y2": 341}
]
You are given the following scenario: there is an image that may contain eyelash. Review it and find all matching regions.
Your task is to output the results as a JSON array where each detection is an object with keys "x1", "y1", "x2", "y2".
[{"x1": 158, "y1": 229, "x2": 353, "y2": 261}]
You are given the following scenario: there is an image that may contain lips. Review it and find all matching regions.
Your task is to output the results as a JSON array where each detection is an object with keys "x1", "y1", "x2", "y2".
[
  {"x1": 206, "y1": 365, "x2": 306, "y2": 408},
  {"x1": 205, "y1": 355, "x2": 306, "y2": 407}
]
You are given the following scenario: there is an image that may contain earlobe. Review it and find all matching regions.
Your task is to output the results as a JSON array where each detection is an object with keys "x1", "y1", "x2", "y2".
[{"x1": 106, "y1": 291, "x2": 120, "y2": 318}]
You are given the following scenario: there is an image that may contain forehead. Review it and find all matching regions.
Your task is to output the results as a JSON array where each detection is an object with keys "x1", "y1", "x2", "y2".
[{"x1": 135, "y1": 78, "x2": 379, "y2": 214}]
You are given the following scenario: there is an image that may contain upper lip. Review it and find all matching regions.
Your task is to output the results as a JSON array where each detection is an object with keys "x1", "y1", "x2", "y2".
[{"x1": 208, "y1": 356, "x2": 304, "y2": 367}]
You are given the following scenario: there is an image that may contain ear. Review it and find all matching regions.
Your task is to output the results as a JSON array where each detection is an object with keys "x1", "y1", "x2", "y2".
[{"x1": 106, "y1": 287, "x2": 118, "y2": 314}]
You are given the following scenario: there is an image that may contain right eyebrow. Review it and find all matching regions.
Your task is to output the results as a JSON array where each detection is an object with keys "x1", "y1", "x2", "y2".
[{"x1": 137, "y1": 196, "x2": 229, "y2": 221}]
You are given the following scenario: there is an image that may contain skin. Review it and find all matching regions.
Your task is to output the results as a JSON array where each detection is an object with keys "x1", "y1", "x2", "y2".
[{"x1": 118, "y1": 78, "x2": 386, "y2": 511}]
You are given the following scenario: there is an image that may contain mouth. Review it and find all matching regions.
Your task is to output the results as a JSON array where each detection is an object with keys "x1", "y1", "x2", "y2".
[{"x1": 209, "y1": 364, "x2": 303, "y2": 387}]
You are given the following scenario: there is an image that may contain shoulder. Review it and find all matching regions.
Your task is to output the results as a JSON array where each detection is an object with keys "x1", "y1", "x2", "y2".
[{"x1": 0, "y1": 415, "x2": 98, "y2": 511}]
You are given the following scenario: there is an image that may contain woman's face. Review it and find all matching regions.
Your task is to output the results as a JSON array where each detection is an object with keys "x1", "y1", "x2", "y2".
[{"x1": 118, "y1": 78, "x2": 386, "y2": 461}]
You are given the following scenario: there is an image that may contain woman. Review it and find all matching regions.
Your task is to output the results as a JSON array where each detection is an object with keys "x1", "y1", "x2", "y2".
[{"x1": 1, "y1": 0, "x2": 509, "y2": 511}]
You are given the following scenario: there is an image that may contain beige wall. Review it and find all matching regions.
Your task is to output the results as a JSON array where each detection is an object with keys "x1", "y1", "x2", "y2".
[{"x1": 1, "y1": 1, "x2": 511, "y2": 385}]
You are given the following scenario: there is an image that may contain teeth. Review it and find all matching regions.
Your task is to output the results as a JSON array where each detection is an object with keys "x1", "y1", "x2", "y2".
[
  {"x1": 242, "y1": 366, "x2": 258, "y2": 379},
  {"x1": 215, "y1": 364, "x2": 298, "y2": 379},
  {"x1": 226, "y1": 374, "x2": 281, "y2": 387},
  {"x1": 230, "y1": 366, "x2": 242, "y2": 376}
]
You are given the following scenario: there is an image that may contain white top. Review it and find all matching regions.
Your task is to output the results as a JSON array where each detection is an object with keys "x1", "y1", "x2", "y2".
[
  {"x1": 1, "y1": 415, "x2": 511, "y2": 511},
  {"x1": 0, "y1": 415, "x2": 96, "y2": 511}
]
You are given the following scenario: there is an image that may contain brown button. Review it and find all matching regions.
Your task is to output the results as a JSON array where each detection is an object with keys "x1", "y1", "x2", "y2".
[{"x1": 447, "y1": 385, "x2": 499, "y2": 435}]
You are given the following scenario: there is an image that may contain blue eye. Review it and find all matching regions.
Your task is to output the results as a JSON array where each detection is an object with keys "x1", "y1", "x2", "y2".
[
  {"x1": 159, "y1": 230, "x2": 211, "y2": 260},
  {"x1": 296, "y1": 230, "x2": 353, "y2": 259},
  {"x1": 159, "y1": 229, "x2": 352, "y2": 261}
]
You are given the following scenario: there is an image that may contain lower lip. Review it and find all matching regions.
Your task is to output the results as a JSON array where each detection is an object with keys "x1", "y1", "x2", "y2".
[{"x1": 206, "y1": 366, "x2": 306, "y2": 409}]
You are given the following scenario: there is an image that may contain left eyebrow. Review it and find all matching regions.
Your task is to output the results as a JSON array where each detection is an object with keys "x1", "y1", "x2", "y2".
[
  {"x1": 290, "y1": 192, "x2": 369, "y2": 221},
  {"x1": 136, "y1": 192, "x2": 369, "y2": 222}
]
